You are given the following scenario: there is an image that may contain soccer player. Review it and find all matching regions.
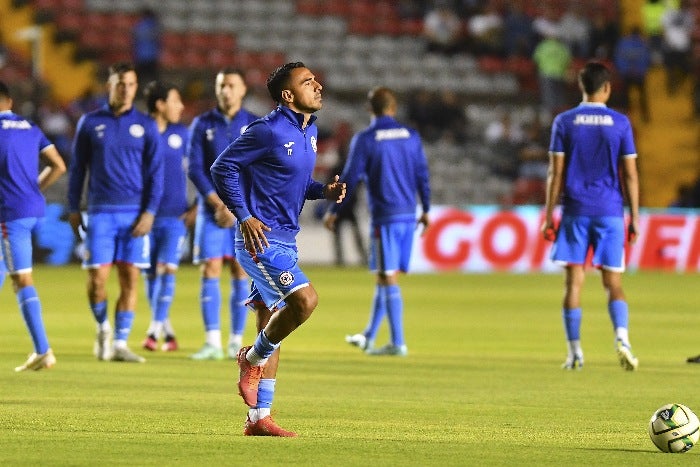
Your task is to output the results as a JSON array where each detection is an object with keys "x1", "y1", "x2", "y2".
[
  {"x1": 211, "y1": 62, "x2": 346, "y2": 436},
  {"x1": 541, "y1": 61, "x2": 640, "y2": 371},
  {"x1": 324, "y1": 87, "x2": 431, "y2": 357},
  {"x1": 140, "y1": 81, "x2": 195, "y2": 352},
  {"x1": 0, "y1": 80, "x2": 66, "y2": 371},
  {"x1": 187, "y1": 68, "x2": 258, "y2": 360},
  {"x1": 68, "y1": 62, "x2": 163, "y2": 363}
]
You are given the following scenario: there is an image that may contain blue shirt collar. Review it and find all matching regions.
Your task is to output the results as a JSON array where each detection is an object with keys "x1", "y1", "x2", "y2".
[{"x1": 277, "y1": 105, "x2": 316, "y2": 129}]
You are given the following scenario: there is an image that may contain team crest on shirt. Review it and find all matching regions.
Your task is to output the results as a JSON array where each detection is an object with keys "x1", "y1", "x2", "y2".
[
  {"x1": 205, "y1": 128, "x2": 215, "y2": 141},
  {"x1": 129, "y1": 124, "x2": 145, "y2": 138},
  {"x1": 168, "y1": 133, "x2": 183, "y2": 149},
  {"x1": 310, "y1": 136, "x2": 317, "y2": 153},
  {"x1": 278, "y1": 271, "x2": 294, "y2": 287},
  {"x1": 95, "y1": 124, "x2": 106, "y2": 138}
]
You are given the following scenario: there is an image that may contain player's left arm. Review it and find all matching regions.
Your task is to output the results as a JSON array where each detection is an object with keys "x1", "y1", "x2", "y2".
[
  {"x1": 622, "y1": 155, "x2": 640, "y2": 243},
  {"x1": 541, "y1": 152, "x2": 565, "y2": 240},
  {"x1": 415, "y1": 138, "x2": 431, "y2": 236},
  {"x1": 38, "y1": 144, "x2": 66, "y2": 192}
]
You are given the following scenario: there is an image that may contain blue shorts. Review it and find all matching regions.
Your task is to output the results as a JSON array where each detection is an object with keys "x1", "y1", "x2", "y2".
[
  {"x1": 551, "y1": 215, "x2": 625, "y2": 271},
  {"x1": 148, "y1": 216, "x2": 187, "y2": 271},
  {"x1": 369, "y1": 221, "x2": 416, "y2": 274},
  {"x1": 192, "y1": 212, "x2": 235, "y2": 264},
  {"x1": 236, "y1": 241, "x2": 309, "y2": 312},
  {"x1": 83, "y1": 211, "x2": 150, "y2": 269},
  {"x1": 1, "y1": 217, "x2": 39, "y2": 274}
]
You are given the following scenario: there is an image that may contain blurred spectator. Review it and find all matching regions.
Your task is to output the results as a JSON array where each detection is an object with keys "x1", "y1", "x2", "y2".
[
  {"x1": 532, "y1": 5, "x2": 561, "y2": 42},
  {"x1": 502, "y1": 0, "x2": 535, "y2": 58},
  {"x1": 533, "y1": 31, "x2": 572, "y2": 114},
  {"x1": 433, "y1": 90, "x2": 467, "y2": 143},
  {"x1": 66, "y1": 85, "x2": 107, "y2": 125},
  {"x1": 407, "y1": 89, "x2": 441, "y2": 142},
  {"x1": 613, "y1": 26, "x2": 652, "y2": 122},
  {"x1": 37, "y1": 100, "x2": 72, "y2": 159},
  {"x1": 467, "y1": 1, "x2": 504, "y2": 57},
  {"x1": 484, "y1": 112, "x2": 524, "y2": 146},
  {"x1": 0, "y1": 31, "x2": 7, "y2": 69},
  {"x1": 423, "y1": 0, "x2": 464, "y2": 55},
  {"x1": 669, "y1": 180, "x2": 700, "y2": 207},
  {"x1": 641, "y1": 0, "x2": 668, "y2": 63},
  {"x1": 660, "y1": 0, "x2": 693, "y2": 95},
  {"x1": 558, "y1": 2, "x2": 591, "y2": 58},
  {"x1": 132, "y1": 8, "x2": 161, "y2": 86},
  {"x1": 484, "y1": 112, "x2": 524, "y2": 180},
  {"x1": 589, "y1": 10, "x2": 620, "y2": 60},
  {"x1": 397, "y1": 0, "x2": 426, "y2": 19}
]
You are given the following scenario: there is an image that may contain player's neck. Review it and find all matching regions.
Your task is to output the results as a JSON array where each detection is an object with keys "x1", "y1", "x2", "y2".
[{"x1": 220, "y1": 103, "x2": 241, "y2": 119}]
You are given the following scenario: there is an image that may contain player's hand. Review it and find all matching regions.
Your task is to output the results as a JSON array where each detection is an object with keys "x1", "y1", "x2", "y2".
[
  {"x1": 132, "y1": 211, "x2": 155, "y2": 237},
  {"x1": 323, "y1": 212, "x2": 337, "y2": 232},
  {"x1": 240, "y1": 216, "x2": 271, "y2": 254},
  {"x1": 541, "y1": 220, "x2": 557, "y2": 242},
  {"x1": 68, "y1": 212, "x2": 85, "y2": 238},
  {"x1": 324, "y1": 175, "x2": 346, "y2": 204},
  {"x1": 214, "y1": 204, "x2": 235, "y2": 228},
  {"x1": 417, "y1": 212, "x2": 429, "y2": 237},
  {"x1": 627, "y1": 221, "x2": 639, "y2": 244},
  {"x1": 180, "y1": 203, "x2": 198, "y2": 229}
]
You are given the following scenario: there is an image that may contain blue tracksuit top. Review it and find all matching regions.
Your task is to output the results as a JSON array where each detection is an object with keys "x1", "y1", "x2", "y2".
[
  {"x1": 68, "y1": 105, "x2": 163, "y2": 214},
  {"x1": 331, "y1": 115, "x2": 431, "y2": 225},
  {"x1": 157, "y1": 122, "x2": 189, "y2": 217},
  {"x1": 211, "y1": 106, "x2": 326, "y2": 244},
  {"x1": 187, "y1": 106, "x2": 258, "y2": 215},
  {"x1": 0, "y1": 110, "x2": 54, "y2": 222}
]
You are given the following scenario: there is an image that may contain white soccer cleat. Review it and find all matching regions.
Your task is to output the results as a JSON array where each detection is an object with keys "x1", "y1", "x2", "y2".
[
  {"x1": 615, "y1": 339, "x2": 638, "y2": 371},
  {"x1": 562, "y1": 353, "x2": 584, "y2": 370},
  {"x1": 94, "y1": 327, "x2": 113, "y2": 361},
  {"x1": 345, "y1": 333, "x2": 374, "y2": 351},
  {"x1": 111, "y1": 346, "x2": 146, "y2": 363},
  {"x1": 365, "y1": 343, "x2": 408, "y2": 357},
  {"x1": 15, "y1": 349, "x2": 56, "y2": 372}
]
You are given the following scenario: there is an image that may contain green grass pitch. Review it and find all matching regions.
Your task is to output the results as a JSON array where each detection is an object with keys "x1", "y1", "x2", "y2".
[{"x1": 1, "y1": 265, "x2": 699, "y2": 466}]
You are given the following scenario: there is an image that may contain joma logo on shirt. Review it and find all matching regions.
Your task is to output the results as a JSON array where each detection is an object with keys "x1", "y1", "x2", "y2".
[
  {"x1": 375, "y1": 128, "x2": 410, "y2": 141},
  {"x1": 2, "y1": 120, "x2": 31, "y2": 130},
  {"x1": 573, "y1": 114, "x2": 614, "y2": 126}
]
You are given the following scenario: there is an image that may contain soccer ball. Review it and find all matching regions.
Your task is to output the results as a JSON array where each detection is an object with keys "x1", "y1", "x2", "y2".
[{"x1": 648, "y1": 403, "x2": 700, "y2": 453}]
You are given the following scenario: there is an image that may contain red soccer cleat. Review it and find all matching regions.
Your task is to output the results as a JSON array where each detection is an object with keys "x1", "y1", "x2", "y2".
[
  {"x1": 244, "y1": 415, "x2": 297, "y2": 437},
  {"x1": 161, "y1": 335, "x2": 178, "y2": 352},
  {"x1": 237, "y1": 346, "x2": 264, "y2": 407},
  {"x1": 142, "y1": 335, "x2": 158, "y2": 351}
]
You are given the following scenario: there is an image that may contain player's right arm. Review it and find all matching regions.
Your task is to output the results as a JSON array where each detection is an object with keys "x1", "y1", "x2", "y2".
[
  {"x1": 38, "y1": 144, "x2": 66, "y2": 192},
  {"x1": 67, "y1": 115, "x2": 90, "y2": 237},
  {"x1": 542, "y1": 151, "x2": 565, "y2": 240},
  {"x1": 622, "y1": 155, "x2": 640, "y2": 243}
]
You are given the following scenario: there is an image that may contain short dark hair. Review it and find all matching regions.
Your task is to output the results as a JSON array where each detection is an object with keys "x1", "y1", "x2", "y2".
[
  {"x1": 266, "y1": 61, "x2": 305, "y2": 104},
  {"x1": 0, "y1": 81, "x2": 10, "y2": 100},
  {"x1": 217, "y1": 67, "x2": 246, "y2": 82},
  {"x1": 108, "y1": 62, "x2": 136, "y2": 77},
  {"x1": 143, "y1": 81, "x2": 178, "y2": 113},
  {"x1": 368, "y1": 86, "x2": 397, "y2": 115},
  {"x1": 578, "y1": 61, "x2": 610, "y2": 95}
]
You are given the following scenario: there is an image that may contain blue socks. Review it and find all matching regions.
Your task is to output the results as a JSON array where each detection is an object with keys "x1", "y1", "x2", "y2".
[
  {"x1": 114, "y1": 310, "x2": 135, "y2": 342},
  {"x1": 253, "y1": 330, "x2": 280, "y2": 360},
  {"x1": 201, "y1": 277, "x2": 221, "y2": 331},
  {"x1": 17, "y1": 286, "x2": 50, "y2": 354},
  {"x1": 230, "y1": 278, "x2": 249, "y2": 335},
  {"x1": 562, "y1": 308, "x2": 582, "y2": 341},
  {"x1": 385, "y1": 284, "x2": 404, "y2": 346},
  {"x1": 608, "y1": 300, "x2": 629, "y2": 329},
  {"x1": 91, "y1": 300, "x2": 108, "y2": 325},
  {"x1": 256, "y1": 378, "x2": 276, "y2": 409},
  {"x1": 155, "y1": 273, "x2": 176, "y2": 323},
  {"x1": 364, "y1": 285, "x2": 387, "y2": 340}
]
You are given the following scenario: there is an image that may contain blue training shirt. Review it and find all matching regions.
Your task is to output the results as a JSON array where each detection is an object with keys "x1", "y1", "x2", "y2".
[
  {"x1": 0, "y1": 110, "x2": 54, "y2": 222},
  {"x1": 157, "y1": 123, "x2": 190, "y2": 217},
  {"x1": 187, "y1": 106, "x2": 258, "y2": 215},
  {"x1": 68, "y1": 105, "x2": 163, "y2": 214},
  {"x1": 549, "y1": 102, "x2": 637, "y2": 217},
  {"x1": 331, "y1": 115, "x2": 431, "y2": 225},
  {"x1": 211, "y1": 106, "x2": 326, "y2": 244}
]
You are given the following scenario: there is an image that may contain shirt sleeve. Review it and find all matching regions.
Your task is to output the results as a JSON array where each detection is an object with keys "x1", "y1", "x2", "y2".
[
  {"x1": 620, "y1": 116, "x2": 637, "y2": 158},
  {"x1": 186, "y1": 117, "x2": 215, "y2": 198},
  {"x1": 211, "y1": 121, "x2": 271, "y2": 221},
  {"x1": 414, "y1": 136, "x2": 431, "y2": 213},
  {"x1": 548, "y1": 115, "x2": 565, "y2": 154},
  {"x1": 67, "y1": 115, "x2": 89, "y2": 212},
  {"x1": 141, "y1": 118, "x2": 164, "y2": 214}
]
